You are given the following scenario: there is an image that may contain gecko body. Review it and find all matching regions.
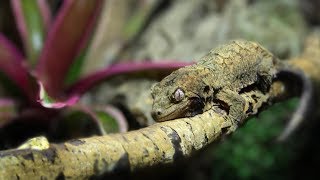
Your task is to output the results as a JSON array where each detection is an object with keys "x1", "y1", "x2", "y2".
[
  {"x1": 151, "y1": 41, "x2": 277, "y2": 128},
  {"x1": 151, "y1": 40, "x2": 312, "y2": 137}
]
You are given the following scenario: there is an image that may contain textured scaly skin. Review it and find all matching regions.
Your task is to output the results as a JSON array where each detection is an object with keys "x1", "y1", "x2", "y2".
[{"x1": 151, "y1": 40, "x2": 279, "y2": 133}]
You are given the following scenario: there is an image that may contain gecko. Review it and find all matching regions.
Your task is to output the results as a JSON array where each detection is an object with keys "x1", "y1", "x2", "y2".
[{"x1": 151, "y1": 40, "x2": 313, "y2": 138}]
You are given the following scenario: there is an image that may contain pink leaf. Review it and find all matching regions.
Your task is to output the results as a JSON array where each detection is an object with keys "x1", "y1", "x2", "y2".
[
  {"x1": 68, "y1": 61, "x2": 193, "y2": 96},
  {"x1": 71, "y1": 104, "x2": 128, "y2": 134},
  {"x1": 36, "y1": 0, "x2": 102, "y2": 98},
  {"x1": 103, "y1": 105, "x2": 128, "y2": 133},
  {"x1": 11, "y1": 0, "x2": 28, "y2": 51},
  {"x1": 38, "y1": 81, "x2": 79, "y2": 108},
  {"x1": 11, "y1": 0, "x2": 51, "y2": 64},
  {"x1": 39, "y1": 61, "x2": 191, "y2": 109},
  {"x1": 37, "y1": 0, "x2": 51, "y2": 30},
  {"x1": 0, "y1": 34, "x2": 36, "y2": 100}
]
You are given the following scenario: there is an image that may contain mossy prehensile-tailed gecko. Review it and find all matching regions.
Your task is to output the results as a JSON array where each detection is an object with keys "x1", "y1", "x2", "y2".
[{"x1": 151, "y1": 40, "x2": 313, "y2": 139}]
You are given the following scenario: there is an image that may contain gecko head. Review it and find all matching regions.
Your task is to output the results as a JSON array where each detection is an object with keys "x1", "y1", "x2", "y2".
[{"x1": 150, "y1": 68, "x2": 207, "y2": 122}]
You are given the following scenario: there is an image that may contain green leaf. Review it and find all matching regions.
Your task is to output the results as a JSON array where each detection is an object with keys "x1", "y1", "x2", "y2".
[
  {"x1": 64, "y1": 48, "x2": 87, "y2": 86},
  {"x1": 12, "y1": 0, "x2": 49, "y2": 65},
  {"x1": 95, "y1": 110, "x2": 119, "y2": 134}
]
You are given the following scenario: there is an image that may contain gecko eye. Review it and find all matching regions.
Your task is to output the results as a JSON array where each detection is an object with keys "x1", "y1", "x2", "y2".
[{"x1": 172, "y1": 88, "x2": 185, "y2": 102}]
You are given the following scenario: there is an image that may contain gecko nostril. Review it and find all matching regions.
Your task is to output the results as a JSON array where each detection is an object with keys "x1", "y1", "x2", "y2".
[{"x1": 151, "y1": 110, "x2": 162, "y2": 119}]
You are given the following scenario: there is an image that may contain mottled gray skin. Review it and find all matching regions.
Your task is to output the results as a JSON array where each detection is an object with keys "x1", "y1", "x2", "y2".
[{"x1": 151, "y1": 40, "x2": 278, "y2": 128}]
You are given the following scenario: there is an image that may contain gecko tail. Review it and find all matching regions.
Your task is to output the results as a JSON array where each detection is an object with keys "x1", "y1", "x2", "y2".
[{"x1": 276, "y1": 68, "x2": 314, "y2": 142}]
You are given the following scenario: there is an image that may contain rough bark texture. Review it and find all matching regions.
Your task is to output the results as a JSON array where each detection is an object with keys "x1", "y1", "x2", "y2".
[{"x1": 0, "y1": 110, "x2": 229, "y2": 179}]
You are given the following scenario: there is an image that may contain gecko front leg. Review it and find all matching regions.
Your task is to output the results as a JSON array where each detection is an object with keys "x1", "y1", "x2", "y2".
[{"x1": 215, "y1": 89, "x2": 247, "y2": 133}]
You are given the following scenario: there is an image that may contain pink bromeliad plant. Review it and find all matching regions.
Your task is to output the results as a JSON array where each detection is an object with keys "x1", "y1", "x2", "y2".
[{"x1": 0, "y1": 0, "x2": 189, "y2": 146}]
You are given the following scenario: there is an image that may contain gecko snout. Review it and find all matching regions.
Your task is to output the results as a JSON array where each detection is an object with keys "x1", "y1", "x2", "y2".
[{"x1": 151, "y1": 109, "x2": 162, "y2": 120}]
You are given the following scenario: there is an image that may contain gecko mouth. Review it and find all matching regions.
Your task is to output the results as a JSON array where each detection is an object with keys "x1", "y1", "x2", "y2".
[
  {"x1": 152, "y1": 101, "x2": 190, "y2": 122},
  {"x1": 152, "y1": 97, "x2": 206, "y2": 122}
]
